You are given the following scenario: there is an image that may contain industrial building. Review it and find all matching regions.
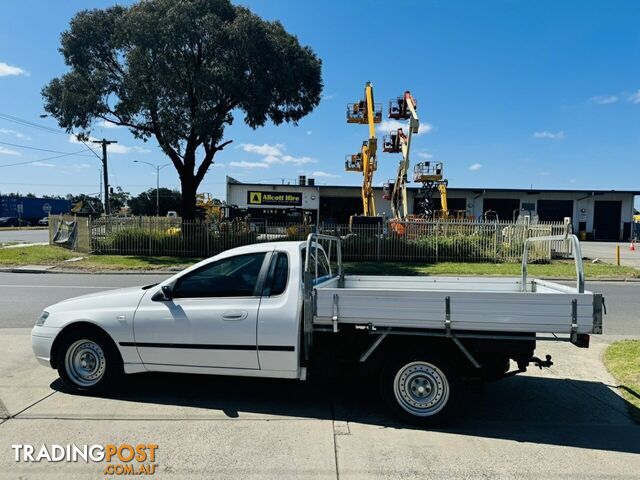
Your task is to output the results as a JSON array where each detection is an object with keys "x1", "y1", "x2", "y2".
[{"x1": 226, "y1": 176, "x2": 638, "y2": 241}]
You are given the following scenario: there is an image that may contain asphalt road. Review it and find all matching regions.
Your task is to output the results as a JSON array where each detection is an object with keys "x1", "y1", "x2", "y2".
[
  {"x1": 0, "y1": 273, "x2": 637, "y2": 336},
  {"x1": 0, "y1": 228, "x2": 49, "y2": 245}
]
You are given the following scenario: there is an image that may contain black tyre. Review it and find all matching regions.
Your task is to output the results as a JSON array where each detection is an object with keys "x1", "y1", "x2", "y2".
[
  {"x1": 380, "y1": 351, "x2": 463, "y2": 426},
  {"x1": 56, "y1": 327, "x2": 123, "y2": 394}
]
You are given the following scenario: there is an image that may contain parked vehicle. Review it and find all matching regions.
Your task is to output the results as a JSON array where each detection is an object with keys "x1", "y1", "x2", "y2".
[
  {"x1": 0, "y1": 216, "x2": 30, "y2": 227},
  {"x1": 38, "y1": 217, "x2": 49, "y2": 226},
  {"x1": 0, "y1": 196, "x2": 70, "y2": 225},
  {"x1": 31, "y1": 233, "x2": 603, "y2": 424}
]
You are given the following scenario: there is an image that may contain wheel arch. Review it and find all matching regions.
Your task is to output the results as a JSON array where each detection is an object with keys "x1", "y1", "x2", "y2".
[{"x1": 50, "y1": 321, "x2": 123, "y2": 369}]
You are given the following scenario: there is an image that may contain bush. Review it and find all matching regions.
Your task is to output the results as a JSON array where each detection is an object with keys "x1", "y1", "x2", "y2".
[{"x1": 93, "y1": 227, "x2": 258, "y2": 257}]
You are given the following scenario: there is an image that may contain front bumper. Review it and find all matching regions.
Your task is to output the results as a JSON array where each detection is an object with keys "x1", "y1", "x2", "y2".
[{"x1": 31, "y1": 326, "x2": 61, "y2": 367}]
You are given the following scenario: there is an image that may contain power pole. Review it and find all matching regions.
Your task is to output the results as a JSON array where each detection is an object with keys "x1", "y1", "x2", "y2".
[{"x1": 91, "y1": 139, "x2": 117, "y2": 215}]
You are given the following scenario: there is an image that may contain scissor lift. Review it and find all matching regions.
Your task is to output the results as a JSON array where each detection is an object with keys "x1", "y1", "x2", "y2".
[{"x1": 413, "y1": 161, "x2": 449, "y2": 218}]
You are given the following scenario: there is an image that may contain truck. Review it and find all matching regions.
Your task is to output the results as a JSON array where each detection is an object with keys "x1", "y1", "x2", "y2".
[
  {"x1": 31, "y1": 233, "x2": 604, "y2": 425},
  {"x1": 0, "y1": 195, "x2": 71, "y2": 225}
]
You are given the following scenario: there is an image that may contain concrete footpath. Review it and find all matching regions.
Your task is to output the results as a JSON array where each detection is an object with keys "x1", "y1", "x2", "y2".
[{"x1": 0, "y1": 328, "x2": 638, "y2": 479}]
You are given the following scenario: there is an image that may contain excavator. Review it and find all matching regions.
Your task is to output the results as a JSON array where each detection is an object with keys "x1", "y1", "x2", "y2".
[
  {"x1": 345, "y1": 81, "x2": 382, "y2": 226},
  {"x1": 382, "y1": 91, "x2": 419, "y2": 223}
]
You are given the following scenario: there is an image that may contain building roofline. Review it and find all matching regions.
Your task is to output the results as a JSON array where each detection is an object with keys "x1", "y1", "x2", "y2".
[{"x1": 226, "y1": 180, "x2": 640, "y2": 196}]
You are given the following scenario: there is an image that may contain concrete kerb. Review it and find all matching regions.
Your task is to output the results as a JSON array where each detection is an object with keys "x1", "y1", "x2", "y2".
[{"x1": 2, "y1": 265, "x2": 640, "y2": 281}]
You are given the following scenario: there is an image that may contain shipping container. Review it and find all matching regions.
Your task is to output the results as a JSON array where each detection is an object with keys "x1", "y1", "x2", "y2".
[{"x1": 0, "y1": 196, "x2": 71, "y2": 224}]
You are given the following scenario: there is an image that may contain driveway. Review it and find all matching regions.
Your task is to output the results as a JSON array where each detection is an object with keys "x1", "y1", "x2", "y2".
[
  {"x1": 0, "y1": 330, "x2": 638, "y2": 478},
  {"x1": 0, "y1": 228, "x2": 49, "y2": 246},
  {"x1": 581, "y1": 241, "x2": 640, "y2": 268}
]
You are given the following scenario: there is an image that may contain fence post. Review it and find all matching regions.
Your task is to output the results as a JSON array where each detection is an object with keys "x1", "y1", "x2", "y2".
[
  {"x1": 435, "y1": 222, "x2": 439, "y2": 263},
  {"x1": 494, "y1": 223, "x2": 498, "y2": 262},
  {"x1": 376, "y1": 223, "x2": 381, "y2": 261}
]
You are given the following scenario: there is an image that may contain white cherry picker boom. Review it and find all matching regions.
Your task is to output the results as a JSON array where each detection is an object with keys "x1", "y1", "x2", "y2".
[{"x1": 382, "y1": 91, "x2": 419, "y2": 220}]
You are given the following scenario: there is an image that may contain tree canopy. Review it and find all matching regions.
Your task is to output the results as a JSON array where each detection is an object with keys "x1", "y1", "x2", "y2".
[
  {"x1": 43, "y1": 0, "x2": 323, "y2": 218},
  {"x1": 129, "y1": 188, "x2": 182, "y2": 216}
]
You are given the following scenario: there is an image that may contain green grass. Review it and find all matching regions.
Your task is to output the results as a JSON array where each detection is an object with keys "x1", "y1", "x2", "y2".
[
  {"x1": 344, "y1": 261, "x2": 640, "y2": 279},
  {"x1": 1, "y1": 245, "x2": 639, "y2": 278},
  {"x1": 75, "y1": 254, "x2": 200, "y2": 271},
  {"x1": 0, "y1": 245, "x2": 78, "y2": 265},
  {"x1": 604, "y1": 340, "x2": 640, "y2": 423}
]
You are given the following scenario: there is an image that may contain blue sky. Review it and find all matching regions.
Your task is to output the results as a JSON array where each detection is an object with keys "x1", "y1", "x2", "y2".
[{"x1": 0, "y1": 0, "x2": 638, "y2": 207}]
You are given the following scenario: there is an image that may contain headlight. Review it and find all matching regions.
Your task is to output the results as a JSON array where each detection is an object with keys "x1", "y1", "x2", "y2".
[{"x1": 36, "y1": 311, "x2": 49, "y2": 327}]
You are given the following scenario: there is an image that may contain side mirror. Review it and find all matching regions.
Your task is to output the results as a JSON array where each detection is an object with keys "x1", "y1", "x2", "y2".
[{"x1": 152, "y1": 284, "x2": 174, "y2": 302}]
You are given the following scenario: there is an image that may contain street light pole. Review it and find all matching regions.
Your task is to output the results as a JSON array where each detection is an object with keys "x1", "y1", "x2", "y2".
[{"x1": 134, "y1": 160, "x2": 171, "y2": 216}]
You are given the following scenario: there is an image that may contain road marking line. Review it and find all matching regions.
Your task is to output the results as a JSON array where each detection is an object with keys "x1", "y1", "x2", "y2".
[{"x1": 0, "y1": 284, "x2": 119, "y2": 289}]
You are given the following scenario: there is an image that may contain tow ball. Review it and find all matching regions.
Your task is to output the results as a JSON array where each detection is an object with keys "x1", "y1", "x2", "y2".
[{"x1": 530, "y1": 354, "x2": 553, "y2": 369}]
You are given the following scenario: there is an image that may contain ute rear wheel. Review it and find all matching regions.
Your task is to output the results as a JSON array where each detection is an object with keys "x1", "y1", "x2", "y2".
[
  {"x1": 380, "y1": 352, "x2": 462, "y2": 426},
  {"x1": 56, "y1": 327, "x2": 122, "y2": 393}
]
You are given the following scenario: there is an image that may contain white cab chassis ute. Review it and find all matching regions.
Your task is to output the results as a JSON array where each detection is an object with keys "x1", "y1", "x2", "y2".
[{"x1": 32, "y1": 233, "x2": 603, "y2": 425}]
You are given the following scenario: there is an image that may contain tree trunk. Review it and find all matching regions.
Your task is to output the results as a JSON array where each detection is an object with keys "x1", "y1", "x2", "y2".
[{"x1": 180, "y1": 174, "x2": 198, "y2": 221}]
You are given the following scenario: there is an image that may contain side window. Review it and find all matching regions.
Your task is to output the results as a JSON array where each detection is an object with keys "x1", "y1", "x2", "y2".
[
  {"x1": 173, "y1": 253, "x2": 266, "y2": 298},
  {"x1": 268, "y1": 252, "x2": 289, "y2": 296}
]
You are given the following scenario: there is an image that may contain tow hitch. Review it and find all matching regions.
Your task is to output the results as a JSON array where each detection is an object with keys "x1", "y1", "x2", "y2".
[
  {"x1": 531, "y1": 354, "x2": 553, "y2": 369},
  {"x1": 505, "y1": 354, "x2": 554, "y2": 378}
]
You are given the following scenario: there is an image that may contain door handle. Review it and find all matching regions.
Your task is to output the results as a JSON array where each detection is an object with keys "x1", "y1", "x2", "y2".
[{"x1": 222, "y1": 311, "x2": 248, "y2": 321}]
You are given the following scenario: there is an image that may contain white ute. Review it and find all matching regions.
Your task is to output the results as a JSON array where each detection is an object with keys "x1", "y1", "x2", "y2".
[{"x1": 32, "y1": 233, "x2": 604, "y2": 424}]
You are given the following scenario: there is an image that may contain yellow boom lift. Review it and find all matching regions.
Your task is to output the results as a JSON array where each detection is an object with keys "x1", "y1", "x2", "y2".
[
  {"x1": 382, "y1": 91, "x2": 419, "y2": 220},
  {"x1": 345, "y1": 81, "x2": 382, "y2": 218}
]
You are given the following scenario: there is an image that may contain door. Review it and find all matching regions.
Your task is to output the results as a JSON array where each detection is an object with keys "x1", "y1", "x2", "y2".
[
  {"x1": 593, "y1": 201, "x2": 621, "y2": 240},
  {"x1": 482, "y1": 198, "x2": 520, "y2": 222},
  {"x1": 537, "y1": 200, "x2": 573, "y2": 222},
  {"x1": 133, "y1": 252, "x2": 270, "y2": 369}
]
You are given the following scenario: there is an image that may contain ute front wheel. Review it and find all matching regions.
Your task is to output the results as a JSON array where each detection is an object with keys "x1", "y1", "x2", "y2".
[{"x1": 56, "y1": 328, "x2": 122, "y2": 393}]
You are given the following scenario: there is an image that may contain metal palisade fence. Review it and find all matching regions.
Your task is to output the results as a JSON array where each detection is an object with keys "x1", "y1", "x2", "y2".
[{"x1": 49, "y1": 215, "x2": 572, "y2": 263}]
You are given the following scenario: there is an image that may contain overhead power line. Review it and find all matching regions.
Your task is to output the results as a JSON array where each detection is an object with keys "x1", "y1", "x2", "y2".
[
  {"x1": 0, "y1": 112, "x2": 68, "y2": 136},
  {"x1": 0, "y1": 149, "x2": 95, "y2": 168},
  {"x1": 0, "y1": 140, "x2": 94, "y2": 157}
]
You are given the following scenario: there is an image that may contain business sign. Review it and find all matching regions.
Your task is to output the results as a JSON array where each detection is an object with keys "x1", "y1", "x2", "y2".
[{"x1": 247, "y1": 191, "x2": 302, "y2": 207}]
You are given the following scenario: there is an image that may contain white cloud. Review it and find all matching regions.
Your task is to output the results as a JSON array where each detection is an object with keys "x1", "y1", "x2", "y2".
[
  {"x1": 0, "y1": 62, "x2": 28, "y2": 77},
  {"x1": 97, "y1": 120, "x2": 122, "y2": 129},
  {"x1": 0, "y1": 128, "x2": 29, "y2": 139},
  {"x1": 69, "y1": 134, "x2": 150, "y2": 154},
  {"x1": 280, "y1": 155, "x2": 315, "y2": 166},
  {"x1": 417, "y1": 152, "x2": 433, "y2": 160},
  {"x1": 533, "y1": 130, "x2": 565, "y2": 140},
  {"x1": 322, "y1": 93, "x2": 336, "y2": 100},
  {"x1": 110, "y1": 144, "x2": 151, "y2": 154},
  {"x1": 311, "y1": 170, "x2": 340, "y2": 178},
  {"x1": 238, "y1": 142, "x2": 317, "y2": 167},
  {"x1": 377, "y1": 120, "x2": 432, "y2": 136},
  {"x1": 239, "y1": 143, "x2": 284, "y2": 157},
  {"x1": 590, "y1": 95, "x2": 618, "y2": 105},
  {"x1": 629, "y1": 90, "x2": 640, "y2": 104},
  {"x1": 32, "y1": 161, "x2": 55, "y2": 167},
  {"x1": 469, "y1": 163, "x2": 482, "y2": 171},
  {"x1": 0, "y1": 146, "x2": 20, "y2": 156},
  {"x1": 229, "y1": 161, "x2": 269, "y2": 169}
]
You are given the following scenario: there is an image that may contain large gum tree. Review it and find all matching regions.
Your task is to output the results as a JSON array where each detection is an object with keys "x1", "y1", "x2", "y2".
[{"x1": 43, "y1": 0, "x2": 322, "y2": 219}]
